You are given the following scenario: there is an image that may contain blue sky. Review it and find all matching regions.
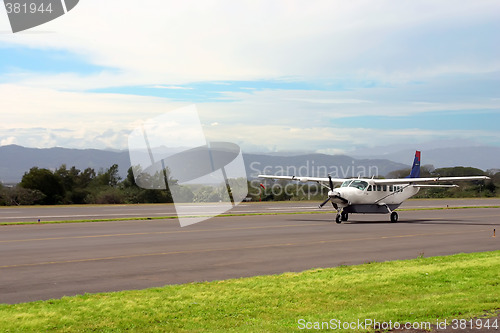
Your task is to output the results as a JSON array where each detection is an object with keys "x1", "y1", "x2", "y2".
[
  {"x1": 0, "y1": 1, "x2": 499, "y2": 154},
  {"x1": 0, "y1": 47, "x2": 106, "y2": 75}
]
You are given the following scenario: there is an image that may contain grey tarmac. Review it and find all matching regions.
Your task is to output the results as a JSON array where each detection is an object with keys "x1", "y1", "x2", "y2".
[{"x1": 0, "y1": 199, "x2": 499, "y2": 304}]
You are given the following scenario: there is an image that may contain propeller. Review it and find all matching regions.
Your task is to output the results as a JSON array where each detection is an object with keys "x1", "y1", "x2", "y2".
[
  {"x1": 318, "y1": 175, "x2": 349, "y2": 208},
  {"x1": 328, "y1": 175, "x2": 334, "y2": 191},
  {"x1": 318, "y1": 196, "x2": 331, "y2": 208},
  {"x1": 318, "y1": 175, "x2": 335, "y2": 208}
]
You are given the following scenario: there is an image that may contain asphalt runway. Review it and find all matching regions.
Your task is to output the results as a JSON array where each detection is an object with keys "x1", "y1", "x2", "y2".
[
  {"x1": 0, "y1": 198, "x2": 498, "y2": 223},
  {"x1": 0, "y1": 200, "x2": 499, "y2": 304}
]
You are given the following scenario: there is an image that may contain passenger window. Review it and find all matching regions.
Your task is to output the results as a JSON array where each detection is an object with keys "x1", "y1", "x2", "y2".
[
  {"x1": 376, "y1": 185, "x2": 381, "y2": 191},
  {"x1": 389, "y1": 185, "x2": 393, "y2": 192},
  {"x1": 382, "y1": 185, "x2": 387, "y2": 191},
  {"x1": 367, "y1": 185, "x2": 372, "y2": 191}
]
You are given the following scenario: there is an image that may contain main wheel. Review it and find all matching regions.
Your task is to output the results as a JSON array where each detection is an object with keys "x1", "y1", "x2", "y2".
[
  {"x1": 390, "y1": 212, "x2": 398, "y2": 223},
  {"x1": 335, "y1": 214, "x2": 342, "y2": 224},
  {"x1": 341, "y1": 211, "x2": 349, "y2": 221}
]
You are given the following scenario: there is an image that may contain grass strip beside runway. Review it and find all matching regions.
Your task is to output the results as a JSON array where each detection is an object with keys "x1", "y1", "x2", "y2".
[{"x1": 0, "y1": 251, "x2": 498, "y2": 332}]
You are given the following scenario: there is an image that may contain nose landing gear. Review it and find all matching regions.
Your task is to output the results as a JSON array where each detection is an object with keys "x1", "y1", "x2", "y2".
[{"x1": 335, "y1": 211, "x2": 349, "y2": 224}]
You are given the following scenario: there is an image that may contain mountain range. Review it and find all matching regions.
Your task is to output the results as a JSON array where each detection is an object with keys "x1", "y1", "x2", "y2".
[{"x1": 0, "y1": 144, "x2": 498, "y2": 184}]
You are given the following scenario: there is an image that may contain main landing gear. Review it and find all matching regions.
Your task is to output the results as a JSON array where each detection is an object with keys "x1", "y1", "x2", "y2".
[
  {"x1": 390, "y1": 211, "x2": 398, "y2": 223},
  {"x1": 334, "y1": 210, "x2": 398, "y2": 223},
  {"x1": 383, "y1": 203, "x2": 399, "y2": 223}
]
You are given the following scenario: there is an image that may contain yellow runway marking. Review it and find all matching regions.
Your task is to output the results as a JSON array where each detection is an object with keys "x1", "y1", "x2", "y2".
[{"x1": 0, "y1": 229, "x2": 489, "y2": 269}]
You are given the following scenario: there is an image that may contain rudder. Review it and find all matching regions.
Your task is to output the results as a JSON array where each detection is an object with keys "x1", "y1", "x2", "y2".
[{"x1": 407, "y1": 151, "x2": 421, "y2": 178}]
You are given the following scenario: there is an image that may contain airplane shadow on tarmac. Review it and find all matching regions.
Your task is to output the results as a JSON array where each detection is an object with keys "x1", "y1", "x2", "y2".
[{"x1": 291, "y1": 217, "x2": 500, "y2": 227}]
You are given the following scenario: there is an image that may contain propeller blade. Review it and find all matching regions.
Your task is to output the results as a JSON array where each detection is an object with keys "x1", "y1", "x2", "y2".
[
  {"x1": 318, "y1": 197, "x2": 331, "y2": 208},
  {"x1": 328, "y1": 174, "x2": 334, "y2": 191}
]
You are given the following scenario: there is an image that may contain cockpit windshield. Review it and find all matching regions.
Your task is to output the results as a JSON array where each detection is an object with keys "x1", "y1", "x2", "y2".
[
  {"x1": 350, "y1": 180, "x2": 368, "y2": 191},
  {"x1": 340, "y1": 180, "x2": 352, "y2": 188},
  {"x1": 340, "y1": 180, "x2": 368, "y2": 190}
]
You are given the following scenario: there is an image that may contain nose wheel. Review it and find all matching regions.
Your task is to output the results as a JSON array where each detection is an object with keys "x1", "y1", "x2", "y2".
[{"x1": 335, "y1": 211, "x2": 348, "y2": 224}]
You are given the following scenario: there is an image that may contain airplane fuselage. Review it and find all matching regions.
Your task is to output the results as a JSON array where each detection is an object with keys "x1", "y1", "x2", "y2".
[
  {"x1": 259, "y1": 150, "x2": 489, "y2": 223},
  {"x1": 329, "y1": 179, "x2": 420, "y2": 214}
]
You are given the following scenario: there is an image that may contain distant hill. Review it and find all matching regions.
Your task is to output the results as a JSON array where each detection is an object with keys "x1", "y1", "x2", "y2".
[
  {"x1": 243, "y1": 153, "x2": 407, "y2": 179},
  {"x1": 0, "y1": 145, "x2": 409, "y2": 184},
  {"x1": 0, "y1": 145, "x2": 132, "y2": 184}
]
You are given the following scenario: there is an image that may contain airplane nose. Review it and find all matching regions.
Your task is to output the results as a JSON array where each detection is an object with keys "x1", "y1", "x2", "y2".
[
  {"x1": 329, "y1": 190, "x2": 349, "y2": 204},
  {"x1": 329, "y1": 190, "x2": 341, "y2": 197},
  {"x1": 329, "y1": 190, "x2": 339, "y2": 200}
]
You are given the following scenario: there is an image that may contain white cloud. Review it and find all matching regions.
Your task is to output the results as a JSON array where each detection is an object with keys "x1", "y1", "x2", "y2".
[
  {"x1": 196, "y1": 85, "x2": 500, "y2": 127},
  {"x1": 0, "y1": 136, "x2": 17, "y2": 146},
  {"x1": 0, "y1": 1, "x2": 498, "y2": 152},
  {"x1": 0, "y1": 84, "x2": 190, "y2": 148},
  {"x1": 1, "y1": 81, "x2": 499, "y2": 151},
  {"x1": 0, "y1": 0, "x2": 498, "y2": 89},
  {"x1": 202, "y1": 123, "x2": 500, "y2": 154}
]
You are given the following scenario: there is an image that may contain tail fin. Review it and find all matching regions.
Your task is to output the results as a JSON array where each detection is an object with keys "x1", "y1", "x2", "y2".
[{"x1": 406, "y1": 151, "x2": 421, "y2": 178}]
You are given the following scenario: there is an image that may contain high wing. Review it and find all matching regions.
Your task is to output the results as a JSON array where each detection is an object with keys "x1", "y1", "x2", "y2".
[
  {"x1": 259, "y1": 149, "x2": 489, "y2": 186},
  {"x1": 258, "y1": 174, "x2": 345, "y2": 184},
  {"x1": 258, "y1": 174, "x2": 489, "y2": 186},
  {"x1": 371, "y1": 176, "x2": 490, "y2": 185}
]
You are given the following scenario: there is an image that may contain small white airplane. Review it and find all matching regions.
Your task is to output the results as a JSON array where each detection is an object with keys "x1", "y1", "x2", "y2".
[{"x1": 259, "y1": 151, "x2": 490, "y2": 223}]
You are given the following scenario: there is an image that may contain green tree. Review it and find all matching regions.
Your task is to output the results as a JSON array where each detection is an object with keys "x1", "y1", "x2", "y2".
[
  {"x1": 20, "y1": 167, "x2": 65, "y2": 204},
  {"x1": 0, "y1": 183, "x2": 5, "y2": 205},
  {"x1": 386, "y1": 165, "x2": 435, "y2": 179},
  {"x1": 77, "y1": 167, "x2": 96, "y2": 188},
  {"x1": 93, "y1": 164, "x2": 121, "y2": 187},
  {"x1": 54, "y1": 165, "x2": 78, "y2": 192},
  {"x1": 122, "y1": 167, "x2": 138, "y2": 188},
  {"x1": 2, "y1": 186, "x2": 46, "y2": 206},
  {"x1": 434, "y1": 166, "x2": 485, "y2": 177},
  {"x1": 120, "y1": 166, "x2": 177, "y2": 204}
]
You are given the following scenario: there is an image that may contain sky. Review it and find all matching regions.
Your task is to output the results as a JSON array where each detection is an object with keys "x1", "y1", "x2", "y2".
[{"x1": 0, "y1": 0, "x2": 499, "y2": 155}]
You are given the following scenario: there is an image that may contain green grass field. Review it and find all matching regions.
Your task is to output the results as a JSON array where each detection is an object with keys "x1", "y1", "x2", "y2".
[{"x1": 0, "y1": 251, "x2": 498, "y2": 332}]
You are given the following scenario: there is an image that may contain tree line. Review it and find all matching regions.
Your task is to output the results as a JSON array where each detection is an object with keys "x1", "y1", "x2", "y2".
[
  {"x1": 0, "y1": 164, "x2": 498, "y2": 206},
  {"x1": 0, "y1": 164, "x2": 255, "y2": 206},
  {"x1": 383, "y1": 165, "x2": 497, "y2": 198},
  {"x1": 0, "y1": 164, "x2": 176, "y2": 206}
]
